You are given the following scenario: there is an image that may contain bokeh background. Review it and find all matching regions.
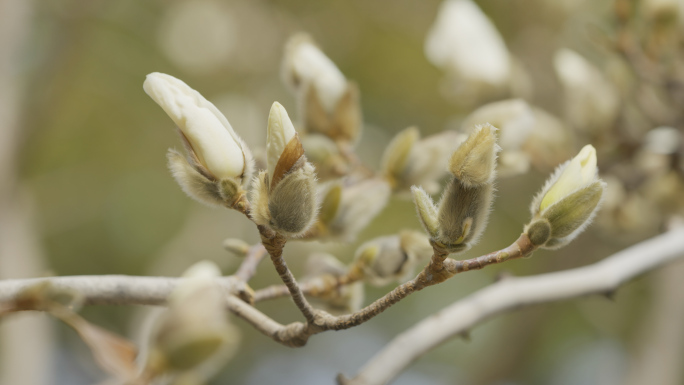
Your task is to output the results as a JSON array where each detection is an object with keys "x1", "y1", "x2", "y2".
[{"x1": 1, "y1": 0, "x2": 683, "y2": 384}]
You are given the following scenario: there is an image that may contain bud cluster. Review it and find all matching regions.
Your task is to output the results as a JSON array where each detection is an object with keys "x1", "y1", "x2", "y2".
[{"x1": 412, "y1": 124, "x2": 499, "y2": 253}]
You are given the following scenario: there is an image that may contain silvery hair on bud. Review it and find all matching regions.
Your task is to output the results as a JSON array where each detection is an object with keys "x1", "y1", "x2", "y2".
[
  {"x1": 433, "y1": 123, "x2": 499, "y2": 250},
  {"x1": 167, "y1": 149, "x2": 234, "y2": 207},
  {"x1": 249, "y1": 163, "x2": 319, "y2": 237}
]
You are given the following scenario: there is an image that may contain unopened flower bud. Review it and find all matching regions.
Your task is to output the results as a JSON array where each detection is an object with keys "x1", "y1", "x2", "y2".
[
  {"x1": 381, "y1": 127, "x2": 466, "y2": 194},
  {"x1": 448, "y1": 123, "x2": 499, "y2": 187},
  {"x1": 249, "y1": 103, "x2": 319, "y2": 237},
  {"x1": 151, "y1": 261, "x2": 239, "y2": 373},
  {"x1": 525, "y1": 145, "x2": 605, "y2": 249},
  {"x1": 282, "y1": 34, "x2": 347, "y2": 113},
  {"x1": 411, "y1": 186, "x2": 439, "y2": 238},
  {"x1": 144, "y1": 73, "x2": 249, "y2": 180},
  {"x1": 300, "y1": 134, "x2": 349, "y2": 179},
  {"x1": 310, "y1": 179, "x2": 391, "y2": 242},
  {"x1": 282, "y1": 34, "x2": 362, "y2": 144},
  {"x1": 353, "y1": 231, "x2": 432, "y2": 287},
  {"x1": 144, "y1": 73, "x2": 253, "y2": 207},
  {"x1": 266, "y1": 102, "x2": 297, "y2": 185},
  {"x1": 425, "y1": 0, "x2": 511, "y2": 97},
  {"x1": 553, "y1": 49, "x2": 619, "y2": 134},
  {"x1": 417, "y1": 124, "x2": 498, "y2": 252}
]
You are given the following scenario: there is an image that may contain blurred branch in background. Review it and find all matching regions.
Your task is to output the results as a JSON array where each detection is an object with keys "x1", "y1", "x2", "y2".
[
  {"x1": 626, "y1": 258, "x2": 684, "y2": 385},
  {"x1": 341, "y1": 226, "x2": 684, "y2": 385},
  {"x1": 0, "y1": 1, "x2": 53, "y2": 385}
]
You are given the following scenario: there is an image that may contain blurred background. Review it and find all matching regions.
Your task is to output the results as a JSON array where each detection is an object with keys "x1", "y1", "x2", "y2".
[{"x1": 1, "y1": 0, "x2": 683, "y2": 384}]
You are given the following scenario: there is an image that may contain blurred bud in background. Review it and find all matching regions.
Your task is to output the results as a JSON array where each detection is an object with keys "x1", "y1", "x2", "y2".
[
  {"x1": 553, "y1": 49, "x2": 620, "y2": 135},
  {"x1": 303, "y1": 253, "x2": 364, "y2": 314},
  {"x1": 311, "y1": 178, "x2": 390, "y2": 242},
  {"x1": 425, "y1": 0, "x2": 512, "y2": 104},
  {"x1": 148, "y1": 261, "x2": 239, "y2": 377},
  {"x1": 300, "y1": 134, "x2": 349, "y2": 180},
  {"x1": 353, "y1": 231, "x2": 433, "y2": 287},
  {"x1": 282, "y1": 34, "x2": 362, "y2": 144},
  {"x1": 461, "y1": 99, "x2": 535, "y2": 177},
  {"x1": 381, "y1": 127, "x2": 466, "y2": 194}
]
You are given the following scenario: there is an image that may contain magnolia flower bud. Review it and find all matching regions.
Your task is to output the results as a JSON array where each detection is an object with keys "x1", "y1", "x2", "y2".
[
  {"x1": 412, "y1": 124, "x2": 498, "y2": 252},
  {"x1": 525, "y1": 145, "x2": 605, "y2": 249},
  {"x1": 461, "y1": 99, "x2": 535, "y2": 177},
  {"x1": 266, "y1": 102, "x2": 297, "y2": 184},
  {"x1": 282, "y1": 34, "x2": 347, "y2": 113},
  {"x1": 553, "y1": 49, "x2": 619, "y2": 134},
  {"x1": 144, "y1": 73, "x2": 248, "y2": 180},
  {"x1": 425, "y1": 0, "x2": 511, "y2": 94},
  {"x1": 353, "y1": 231, "x2": 432, "y2": 287},
  {"x1": 144, "y1": 73, "x2": 253, "y2": 207},
  {"x1": 309, "y1": 179, "x2": 391, "y2": 242},
  {"x1": 282, "y1": 34, "x2": 362, "y2": 144},
  {"x1": 381, "y1": 127, "x2": 466, "y2": 194},
  {"x1": 249, "y1": 103, "x2": 319, "y2": 237},
  {"x1": 300, "y1": 134, "x2": 349, "y2": 179},
  {"x1": 151, "y1": 261, "x2": 239, "y2": 373}
]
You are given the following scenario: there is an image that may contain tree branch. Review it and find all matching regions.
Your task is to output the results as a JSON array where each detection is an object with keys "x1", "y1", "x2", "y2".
[{"x1": 339, "y1": 227, "x2": 684, "y2": 385}]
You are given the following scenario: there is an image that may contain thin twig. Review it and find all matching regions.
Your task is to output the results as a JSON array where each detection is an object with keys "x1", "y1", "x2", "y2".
[
  {"x1": 254, "y1": 270, "x2": 361, "y2": 302},
  {"x1": 340, "y1": 227, "x2": 684, "y2": 385},
  {"x1": 234, "y1": 244, "x2": 267, "y2": 282},
  {"x1": 260, "y1": 230, "x2": 317, "y2": 324}
]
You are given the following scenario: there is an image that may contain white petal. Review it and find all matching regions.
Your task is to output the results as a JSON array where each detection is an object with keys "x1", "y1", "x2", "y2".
[
  {"x1": 266, "y1": 102, "x2": 297, "y2": 183},
  {"x1": 183, "y1": 106, "x2": 245, "y2": 179},
  {"x1": 144, "y1": 73, "x2": 245, "y2": 179},
  {"x1": 425, "y1": 0, "x2": 510, "y2": 86},
  {"x1": 287, "y1": 37, "x2": 347, "y2": 112},
  {"x1": 540, "y1": 145, "x2": 597, "y2": 211}
]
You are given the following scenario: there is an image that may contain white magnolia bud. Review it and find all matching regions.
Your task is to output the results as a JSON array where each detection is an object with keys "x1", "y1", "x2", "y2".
[
  {"x1": 526, "y1": 145, "x2": 606, "y2": 248},
  {"x1": 425, "y1": 0, "x2": 511, "y2": 87},
  {"x1": 152, "y1": 261, "x2": 239, "y2": 373},
  {"x1": 144, "y1": 73, "x2": 247, "y2": 180},
  {"x1": 553, "y1": 49, "x2": 619, "y2": 133},
  {"x1": 538, "y1": 145, "x2": 599, "y2": 212},
  {"x1": 266, "y1": 102, "x2": 297, "y2": 183},
  {"x1": 282, "y1": 34, "x2": 347, "y2": 113}
]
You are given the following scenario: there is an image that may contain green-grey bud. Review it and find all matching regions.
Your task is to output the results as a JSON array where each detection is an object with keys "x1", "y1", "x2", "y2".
[
  {"x1": 526, "y1": 145, "x2": 605, "y2": 249},
  {"x1": 433, "y1": 123, "x2": 498, "y2": 252}
]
